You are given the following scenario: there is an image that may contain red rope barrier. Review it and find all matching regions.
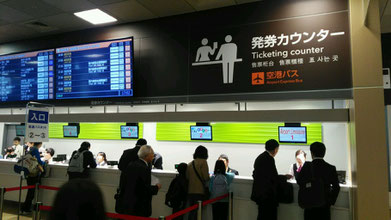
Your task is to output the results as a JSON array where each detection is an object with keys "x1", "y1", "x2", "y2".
[
  {"x1": 165, "y1": 204, "x2": 199, "y2": 220},
  {"x1": 106, "y1": 212, "x2": 158, "y2": 220},
  {"x1": 39, "y1": 205, "x2": 52, "y2": 211},
  {"x1": 4, "y1": 185, "x2": 35, "y2": 192},
  {"x1": 39, "y1": 185, "x2": 60, "y2": 191},
  {"x1": 202, "y1": 194, "x2": 229, "y2": 206}
]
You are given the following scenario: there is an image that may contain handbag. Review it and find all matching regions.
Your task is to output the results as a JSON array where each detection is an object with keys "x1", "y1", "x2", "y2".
[
  {"x1": 192, "y1": 161, "x2": 210, "y2": 200},
  {"x1": 298, "y1": 163, "x2": 326, "y2": 208}
]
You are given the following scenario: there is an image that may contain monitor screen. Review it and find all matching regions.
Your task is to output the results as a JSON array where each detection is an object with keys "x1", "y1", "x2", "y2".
[
  {"x1": 16, "y1": 125, "x2": 25, "y2": 136},
  {"x1": 278, "y1": 126, "x2": 307, "y2": 143},
  {"x1": 55, "y1": 38, "x2": 134, "y2": 100},
  {"x1": 190, "y1": 126, "x2": 212, "y2": 140},
  {"x1": 121, "y1": 125, "x2": 138, "y2": 139},
  {"x1": 63, "y1": 126, "x2": 79, "y2": 137},
  {"x1": 0, "y1": 49, "x2": 55, "y2": 102}
]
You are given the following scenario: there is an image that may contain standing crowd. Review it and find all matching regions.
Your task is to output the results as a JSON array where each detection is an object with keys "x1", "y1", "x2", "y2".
[{"x1": 4, "y1": 137, "x2": 340, "y2": 220}]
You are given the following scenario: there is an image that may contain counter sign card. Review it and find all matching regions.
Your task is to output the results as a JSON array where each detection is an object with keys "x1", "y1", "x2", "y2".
[{"x1": 191, "y1": 126, "x2": 212, "y2": 140}]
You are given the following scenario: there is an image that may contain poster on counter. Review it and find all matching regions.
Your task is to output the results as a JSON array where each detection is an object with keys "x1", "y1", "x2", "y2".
[{"x1": 189, "y1": 11, "x2": 351, "y2": 96}]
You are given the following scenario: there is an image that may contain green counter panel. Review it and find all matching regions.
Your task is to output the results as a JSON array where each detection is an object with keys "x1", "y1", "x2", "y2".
[{"x1": 156, "y1": 122, "x2": 322, "y2": 145}]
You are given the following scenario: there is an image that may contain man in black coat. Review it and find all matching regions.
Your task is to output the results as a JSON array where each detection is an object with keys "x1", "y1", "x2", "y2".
[
  {"x1": 251, "y1": 139, "x2": 281, "y2": 220},
  {"x1": 118, "y1": 138, "x2": 147, "y2": 171},
  {"x1": 297, "y1": 142, "x2": 340, "y2": 220},
  {"x1": 121, "y1": 145, "x2": 162, "y2": 217}
]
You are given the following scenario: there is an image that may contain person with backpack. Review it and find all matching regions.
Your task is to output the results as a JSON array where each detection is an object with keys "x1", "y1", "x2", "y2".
[
  {"x1": 165, "y1": 163, "x2": 188, "y2": 219},
  {"x1": 209, "y1": 160, "x2": 234, "y2": 220},
  {"x1": 297, "y1": 142, "x2": 340, "y2": 220},
  {"x1": 67, "y1": 142, "x2": 97, "y2": 180},
  {"x1": 21, "y1": 142, "x2": 45, "y2": 214}
]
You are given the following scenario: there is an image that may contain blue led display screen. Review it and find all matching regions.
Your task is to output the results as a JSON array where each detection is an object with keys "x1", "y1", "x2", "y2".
[
  {"x1": 56, "y1": 38, "x2": 134, "y2": 100},
  {"x1": 0, "y1": 49, "x2": 55, "y2": 102}
]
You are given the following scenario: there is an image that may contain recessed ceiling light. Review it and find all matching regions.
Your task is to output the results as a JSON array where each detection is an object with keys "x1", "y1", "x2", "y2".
[{"x1": 74, "y1": 9, "x2": 117, "y2": 25}]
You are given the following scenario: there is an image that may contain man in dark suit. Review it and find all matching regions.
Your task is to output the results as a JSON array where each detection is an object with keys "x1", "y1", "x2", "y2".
[
  {"x1": 297, "y1": 142, "x2": 340, "y2": 220},
  {"x1": 251, "y1": 139, "x2": 281, "y2": 220},
  {"x1": 121, "y1": 145, "x2": 162, "y2": 217},
  {"x1": 118, "y1": 138, "x2": 147, "y2": 171}
]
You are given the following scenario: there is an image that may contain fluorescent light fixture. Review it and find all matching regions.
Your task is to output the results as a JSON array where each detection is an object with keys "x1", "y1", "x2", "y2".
[{"x1": 74, "y1": 9, "x2": 117, "y2": 25}]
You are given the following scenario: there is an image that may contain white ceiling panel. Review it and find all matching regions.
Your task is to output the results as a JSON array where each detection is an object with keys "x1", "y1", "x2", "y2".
[
  {"x1": 184, "y1": 0, "x2": 236, "y2": 11},
  {"x1": 2, "y1": 0, "x2": 63, "y2": 18},
  {"x1": 136, "y1": 0, "x2": 195, "y2": 17},
  {"x1": 42, "y1": 0, "x2": 96, "y2": 13},
  {"x1": 0, "y1": 4, "x2": 32, "y2": 23},
  {"x1": 101, "y1": 0, "x2": 156, "y2": 22},
  {"x1": 87, "y1": 0, "x2": 127, "y2": 6}
]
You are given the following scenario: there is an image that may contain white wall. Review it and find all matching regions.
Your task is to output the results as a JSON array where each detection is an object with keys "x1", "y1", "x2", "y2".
[{"x1": 45, "y1": 122, "x2": 349, "y2": 177}]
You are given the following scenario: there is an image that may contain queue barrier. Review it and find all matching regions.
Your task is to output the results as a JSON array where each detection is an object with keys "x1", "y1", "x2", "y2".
[{"x1": 0, "y1": 184, "x2": 233, "y2": 220}]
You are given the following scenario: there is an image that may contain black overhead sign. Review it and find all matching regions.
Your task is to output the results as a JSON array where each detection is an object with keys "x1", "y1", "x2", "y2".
[{"x1": 189, "y1": 12, "x2": 351, "y2": 98}]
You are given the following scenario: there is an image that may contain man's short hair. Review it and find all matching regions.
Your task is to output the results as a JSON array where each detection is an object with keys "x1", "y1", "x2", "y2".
[
  {"x1": 34, "y1": 142, "x2": 42, "y2": 148},
  {"x1": 265, "y1": 139, "x2": 279, "y2": 151},
  {"x1": 46, "y1": 148, "x2": 55, "y2": 157},
  {"x1": 136, "y1": 138, "x2": 147, "y2": 146},
  {"x1": 13, "y1": 137, "x2": 21, "y2": 142},
  {"x1": 310, "y1": 142, "x2": 326, "y2": 158},
  {"x1": 138, "y1": 145, "x2": 154, "y2": 159},
  {"x1": 219, "y1": 154, "x2": 229, "y2": 162}
]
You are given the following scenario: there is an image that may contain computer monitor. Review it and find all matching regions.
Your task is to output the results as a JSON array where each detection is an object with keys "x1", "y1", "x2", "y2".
[
  {"x1": 120, "y1": 125, "x2": 139, "y2": 139},
  {"x1": 63, "y1": 126, "x2": 79, "y2": 137},
  {"x1": 16, "y1": 125, "x2": 25, "y2": 136},
  {"x1": 278, "y1": 126, "x2": 307, "y2": 143},
  {"x1": 190, "y1": 125, "x2": 212, "y2": 141}
]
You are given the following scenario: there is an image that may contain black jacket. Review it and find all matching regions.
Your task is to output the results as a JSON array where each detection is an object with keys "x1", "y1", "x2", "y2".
[
  {"x1": 227, "y1": 167, "x2": 239, "y2": 175},
  {"x1": 297, "y1": 159, "x2": 340, "y2": 206},
  {"x1": 118, "y1": 146, "x2": 140, "y2": 171},
  {"x1": 68, "y1": 150, "x2": 96, "y2": 176},
  {"x1": 251, "y1": 151, "x2": 279, "y2": 206},
  {"x1": 152, "y1": 153, "x2": 163, "y2": 169},
  {"x1": 121, "y1": 159, "x2": 159, "y2": 217}
]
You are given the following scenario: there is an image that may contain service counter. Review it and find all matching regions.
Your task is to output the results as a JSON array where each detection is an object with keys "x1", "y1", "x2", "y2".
[{"x1": 0, "y1": 159, "x2": 352, "y2": 219}]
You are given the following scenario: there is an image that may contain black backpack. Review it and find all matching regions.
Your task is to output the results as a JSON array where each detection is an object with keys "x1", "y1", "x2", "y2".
[{"x1": 165, "y1": 176, "x2": 187, "y2": 208}]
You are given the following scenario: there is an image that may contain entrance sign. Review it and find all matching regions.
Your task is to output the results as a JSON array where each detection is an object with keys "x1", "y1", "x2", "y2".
[{"x1": 25, "y1": 107, "x2": 50, "y2": 142}]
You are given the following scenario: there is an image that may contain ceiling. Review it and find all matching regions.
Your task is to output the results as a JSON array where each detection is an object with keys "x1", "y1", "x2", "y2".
[
  {"x1": 0, "y1": 0, "x2": 390, "y2": 45},
  {"x1": 0, "y1": 0, "x2": 259, "y2": 44},
  {"x1": 380, "y1": 0, "x2": 391, "y2": 33}
]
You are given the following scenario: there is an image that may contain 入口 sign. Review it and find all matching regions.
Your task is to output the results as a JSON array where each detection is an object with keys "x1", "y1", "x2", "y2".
[{"x1": 25, "y1": 107, "x2": 50, "y2": 142}]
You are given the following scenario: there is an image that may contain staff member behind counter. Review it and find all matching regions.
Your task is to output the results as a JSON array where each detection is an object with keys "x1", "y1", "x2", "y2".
[{"x1": 218, "y1": 154, "x2": 239, "y2": 175}]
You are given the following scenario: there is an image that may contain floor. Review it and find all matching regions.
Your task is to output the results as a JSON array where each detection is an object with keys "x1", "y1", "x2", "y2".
[{"x1": 1, "y1": 201, "x2": 48, "y2": 220}]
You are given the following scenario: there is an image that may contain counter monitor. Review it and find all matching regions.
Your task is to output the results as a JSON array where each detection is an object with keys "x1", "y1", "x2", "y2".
[
  {"x1": 56, "y1": 38, "x2": 134, "y2": 100},
  {"x1": 15, "y1": 125, "x2": 25, "y2": 136},
  {"x1": 0, "y1": 49, "x2": 55, "y2": 102},
  {"x1": 278, "y1": 126, "x2": 307, "y2": 143},
  {"x1": 63, "y1": 125, "x2": 79, "y2": 137},
  {"x1": 190, "y1": 126, "x2": 212, "y2": 141},
  {"x1": 120, "y1": 125, "x2": 138, "y2": 139}
]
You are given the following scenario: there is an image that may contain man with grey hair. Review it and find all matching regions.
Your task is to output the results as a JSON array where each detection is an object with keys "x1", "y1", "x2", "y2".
[{"x1": 119, "y1": 145, "x2": 162, "y2": 217}]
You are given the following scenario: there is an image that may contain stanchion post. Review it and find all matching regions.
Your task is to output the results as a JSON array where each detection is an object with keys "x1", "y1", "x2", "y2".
[
  {"x1": 158, "y1": 216, "x2": 165, "y2": 220},
  {"x1": 197, "y1": 200, "x2": 202, "y2": 220},
  {"x1": 0, "y1": 187, "x2": 5, "y2": 220},
  {"x1": 34, "y1": 183, "x2": 40, "y2": 205},
  {"x1": 33, "y1": 201, "x2": 42, "y2": 220},
  {"x1": 229, "y1": 192, "x2": 233, "y2": 220}
]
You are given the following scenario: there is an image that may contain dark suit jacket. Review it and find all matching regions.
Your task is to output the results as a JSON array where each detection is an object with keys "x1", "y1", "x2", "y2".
[
  {"x1": 121, "y1": 159, "x2": 159, "y2": 217},
  {"x1": 251, "y1": 151, "x2": 279, "y2": 206},
  {"x1": 227, "y1": 167, "x2": 239, "y2": 175},
  {"x1": 297, "y1": 159, "x2": 340, "y2": 206},
  {"x1": 118, "y1": 146, "x2": 141, "y2": 171},
  {"x1": 152, "y1": 153, "x2": 163, "y2": 169}
]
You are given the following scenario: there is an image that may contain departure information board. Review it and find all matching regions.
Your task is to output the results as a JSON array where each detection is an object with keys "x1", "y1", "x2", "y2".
[
  {"x1": 56, "y1": 38, "x2": 133, "y2": 100},
  {"x1": 0, "y1": 49, "x2": 54, "y2": 102}
]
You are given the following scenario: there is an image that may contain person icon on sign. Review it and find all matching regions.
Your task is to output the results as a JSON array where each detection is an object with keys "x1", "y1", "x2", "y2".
[
  {"x1": 215, "y1": 35, "x2": 238, "y2": 84},
  {"x1": 195, "y1": 38, "x2": 218, "y2": 62}
]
